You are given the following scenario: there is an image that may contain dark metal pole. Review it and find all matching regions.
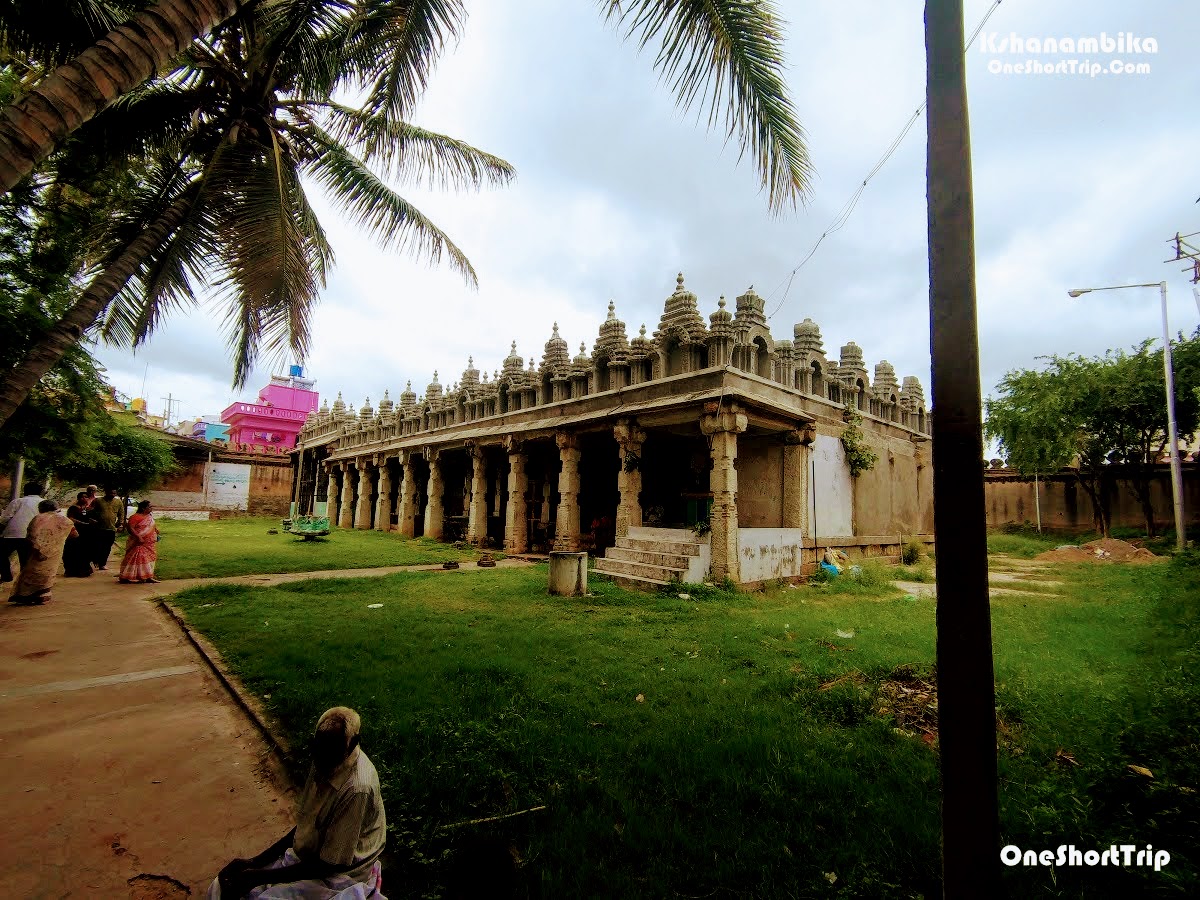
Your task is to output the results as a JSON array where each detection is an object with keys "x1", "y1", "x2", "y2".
[{"x1": 925, "y1": 1, "x2": 1000, "y2": 895}]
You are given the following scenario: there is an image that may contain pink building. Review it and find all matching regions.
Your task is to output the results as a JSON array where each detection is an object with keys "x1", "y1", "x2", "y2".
[{"x1": 221, "y1": 368, "x2": 318, "y2": 450}]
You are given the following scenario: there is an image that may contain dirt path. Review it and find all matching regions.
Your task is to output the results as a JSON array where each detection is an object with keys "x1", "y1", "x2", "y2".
[{"x1": 0, "y1": 559, "x2": 535, "y2": 898}]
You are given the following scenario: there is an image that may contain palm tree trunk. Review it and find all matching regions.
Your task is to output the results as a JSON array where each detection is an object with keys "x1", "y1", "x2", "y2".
[
  {"x1": 0, "y1": 193, "x2": 196, "y2": 429},
  {"x1": 925, "y1": 1, "x2": 999, "y2": 895},
  {"x1": 0, "y1": 0, "x2": 243, "y2": 196}
]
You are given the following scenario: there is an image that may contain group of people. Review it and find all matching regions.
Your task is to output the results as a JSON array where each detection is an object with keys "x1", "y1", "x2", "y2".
[{"x1": 0, "y1": 483, "x2": 162, "y2": 604}]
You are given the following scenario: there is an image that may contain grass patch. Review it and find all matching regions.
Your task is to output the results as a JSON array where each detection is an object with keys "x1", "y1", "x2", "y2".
[
  {"x1": 150, "y1": 516, "x2": 479, "y2": 578},
  {"x1": 172, "y1": 557, "x2": 1199, "y2": 897}
]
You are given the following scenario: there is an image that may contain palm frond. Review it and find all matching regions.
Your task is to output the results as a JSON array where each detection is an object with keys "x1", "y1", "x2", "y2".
[
  {"x1": 316, "y1": 104, "x2": 515, "y2": 190},
  {"x1": 348, "y1": 0, "x2": 467, "y2": 122},
  {"x1": 207, "y1": 135, "x2": 323, "y2": 386},
  {"x1": 0, "y1": 0, "x2": 133, "y2": 66},
  {"x1": 601, "y1": 0, "x2": 812, "y2": 212},
  {"x1": 303, "y1": 124, "x2": 476, "y2": 286}
]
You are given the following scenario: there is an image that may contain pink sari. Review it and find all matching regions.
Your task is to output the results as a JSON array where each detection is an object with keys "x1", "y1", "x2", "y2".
[{"x1": 119, "y1": 512, "x2": 158, "y2": 582}]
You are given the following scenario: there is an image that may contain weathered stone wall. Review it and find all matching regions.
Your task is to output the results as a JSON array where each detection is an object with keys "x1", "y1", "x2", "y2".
[
  {"x1": 985, "y1": 465, "x2": 1200, "y2": 532},
  {"x1": 736, "y1": 436, "x2": 783, "y2": 527},
  {"x1": 145, "y1": 437, "x2": 294, "y2": 516}
]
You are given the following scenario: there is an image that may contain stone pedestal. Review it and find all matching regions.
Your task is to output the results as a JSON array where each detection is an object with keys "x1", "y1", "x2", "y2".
[
  {"x1": 782, "y1": 424, "x2": 816, "y2": 534},
  {"x1": 338, "y1": 463, "x2": 355, "y2": 529},
  {"x1": 423, "y1": 449, "x2": 444, "y2": 541},
  {"x1": 355, "y1": 459, "x2": 373, "y2": 530},
  {"x1": 397, "y1": 454, "x2": 417, "y2": 538},
  {"x1": 613, "y1": 420, "x2": 646, "y2": 539},
  {"x1": 374, "y1": 460, "x2": 393, "y2": 532},
  {"x1": 553, "y1": 432, "x2": 582, "y2": 551},
  {"x1": 701, "y1": 405, "x2": 747, "y2": 583},
  {"x1": 466, "y1": 445, "x2": 488, "y2": 545},
  {"x1": 548, "y1": 551, "x2": 587, "y2": 596},
  {"x1": 503, "y1": 445, "x2": 528, "y2": 554}
]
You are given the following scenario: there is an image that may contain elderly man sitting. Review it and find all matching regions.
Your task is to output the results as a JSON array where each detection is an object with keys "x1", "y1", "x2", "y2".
[{"x1": 209, "y1": 707, "x2": 387, "y2": 899}]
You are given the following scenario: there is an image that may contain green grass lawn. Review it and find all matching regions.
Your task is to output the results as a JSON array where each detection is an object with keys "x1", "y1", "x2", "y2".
[
  {"x1": 149, "y1": 516, "x2": 479, "y2": 579},
  {"x1": 170, "y1": 553, "x2": 1200, "y2": 898}
]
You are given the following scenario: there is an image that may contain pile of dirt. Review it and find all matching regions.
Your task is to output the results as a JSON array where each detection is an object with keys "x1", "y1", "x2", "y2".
[{"x1": 1035, "y1": 537, "x2": 1159, "y2": 565}]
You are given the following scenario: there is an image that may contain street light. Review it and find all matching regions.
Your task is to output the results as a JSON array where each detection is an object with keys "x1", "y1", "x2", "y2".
[{"x1": 1067, "y1": 281, "x2": 1186, "y2": 551}]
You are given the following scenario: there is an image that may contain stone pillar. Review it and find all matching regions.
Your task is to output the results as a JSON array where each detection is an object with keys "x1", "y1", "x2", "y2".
[
  {"x1": 553, "y1": 432, "x2": 582, "y2": 551},
  {"x1": 355, "y1": 459, "x2": 373, "y2": 529},
  {"x1": 423, "y1": 447, "x2": 444, "y2": 541},
  {"x1": 325, "y1": 467, "x2": 338, "y2": 519},
  {"x1": 503, "y1": 439, "x2": 528, "y2": 554},
  {"x1": 701, "y1": 405, "x2": 748, "y2": 583},
  {"x1": 374, "y1": 457, "x2": 393, "y2": 532},
  {"x1": 291, "y1": 449, "x2": 304, "y2": 511},
  {"x1": 613, "y1": 420, "x2": 646, "y2": 539},
  {"x1": 782, "y1": 424, "x2": 817, "y2": 534},
  {"x1": 397, "y1": 452, "x2": 417, "y2": 538},
  {"x1": 338, "y1": 462, "x2": 354, "y2": 529},
  {"x1": 465, "y1": 444, "x2": 489, "y2": 545}
]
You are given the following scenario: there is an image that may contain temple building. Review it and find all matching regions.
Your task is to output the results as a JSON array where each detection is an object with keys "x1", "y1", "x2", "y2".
[{"x1": 290, "y1": 275, "x2": 933, "y2": 586}]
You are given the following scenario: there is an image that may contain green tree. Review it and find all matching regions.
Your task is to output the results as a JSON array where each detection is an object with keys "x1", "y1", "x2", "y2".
[
  {"x1": 985, "y1": 334, "x2": 1200, "y2": 538},
  {"x1": 0, "y1": 0, "x2": 516, "y2": 429},
  {"x1": 54, "y1": 413, "x2": 178, "y2": 494}
]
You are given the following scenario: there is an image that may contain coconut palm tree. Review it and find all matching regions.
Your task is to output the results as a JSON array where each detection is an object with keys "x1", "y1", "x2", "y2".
[
  {"x1": 0, "y1": 0, "x2": 813, "y2": 209},
  {"x1": 0, "y1": 0, "x2": 515, "y2": 427}
]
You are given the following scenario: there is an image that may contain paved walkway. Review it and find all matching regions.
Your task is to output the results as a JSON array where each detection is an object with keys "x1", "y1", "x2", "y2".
[{"x1": 0, "y1": 558, "x2": 534, "y2": 898}]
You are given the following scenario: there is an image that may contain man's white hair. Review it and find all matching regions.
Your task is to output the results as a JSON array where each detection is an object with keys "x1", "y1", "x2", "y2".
[{"x1": 315, "y1": 706, "x2": 361, "y2": 753}]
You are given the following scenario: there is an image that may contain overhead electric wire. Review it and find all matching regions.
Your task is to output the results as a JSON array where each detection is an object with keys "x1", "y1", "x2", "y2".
[{"x1": 765, "y1": 0, "x2": 1004, "y2": 321}]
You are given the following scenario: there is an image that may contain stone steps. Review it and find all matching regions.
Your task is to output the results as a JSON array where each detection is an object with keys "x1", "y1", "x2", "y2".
[
  {"x1": 616, "y1": 536, "x2": 701, "y2": 557},
  {"x1": 594, "y1": 557, "x2": 687, "y2": 582},
  {"x1": 604, "y1": 546, "x2": 695, "y2": 568},
  {"x1": 595, "y1": 571, "x2": 673, "y2": 590}
]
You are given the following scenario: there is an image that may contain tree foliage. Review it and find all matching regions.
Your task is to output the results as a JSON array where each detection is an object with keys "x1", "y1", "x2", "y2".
[
  {"x1": 986, "y1": 332, "x2": 1200, "y2": 537},
  {"x1": 53, "y1": 412, "x2": 177, "y2": 493}
]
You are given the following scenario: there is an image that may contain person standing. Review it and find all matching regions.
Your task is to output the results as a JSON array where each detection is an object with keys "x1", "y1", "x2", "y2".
[
  {"x1": 63, "y1": 492, "x2": 95, "y2": 578},
  {"x1": 10, "y1": 500, "x2": 77, "y2": 604},
  {"x1": 119, "y1": 500, "x2": 160, "y2": 584},
  {"x1": 0, "y1": 484, "x2": 43, "y2": 583},
  {"x1": 90, "y1": 486, "x2": 125, "y2": 571}
]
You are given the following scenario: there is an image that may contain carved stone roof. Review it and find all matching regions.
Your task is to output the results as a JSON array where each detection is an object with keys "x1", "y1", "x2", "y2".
[
  {"x1": 359, "y1": 397, "x2": 373, "y2": 419},
  {"x1": 425, "y1": 371, "x2": 443, "y2": 405},
  {"x1": 377, "y1": 390, "x2": 394, "y2": 416},
  {"x1": 400, "y1": 380, "x2": 417, "y2": 413},
  {"x1": 572, "y1": 342, "x2": 591, "y2": 375},
  {"x1": 900, "y1": 375, "x2": 926, "y2": 409},
  {"x1": 331, "y1": 392, "x2": 346, "y2": 418},
  {"x1": 653, "y1": 273, "x2": 708, "y2": 345}
]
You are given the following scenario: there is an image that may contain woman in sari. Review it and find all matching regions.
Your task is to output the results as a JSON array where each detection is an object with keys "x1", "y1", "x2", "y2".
[
  {"x1": 119, "y1": 500, "x2": 160, "y2": 584},
  {"x1": 10, "y1": 500, "x2": 77, "y2": 605}
]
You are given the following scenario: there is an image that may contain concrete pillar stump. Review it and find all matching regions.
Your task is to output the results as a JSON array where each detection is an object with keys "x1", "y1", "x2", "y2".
[{"x1": 548, "y1": 551, "x2": 587, "y2": 596}]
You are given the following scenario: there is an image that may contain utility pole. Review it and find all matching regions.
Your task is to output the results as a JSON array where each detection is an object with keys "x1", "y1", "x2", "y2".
[
  {"x1": 161, "y1": 393, "x2": 181, "y2": 428},
  {"x1": 926, "y1": 1, "x2": 999, "y2": 895},
  {"x1": 1166, "y1": 231, "x2": 1200, "y2": 285}
]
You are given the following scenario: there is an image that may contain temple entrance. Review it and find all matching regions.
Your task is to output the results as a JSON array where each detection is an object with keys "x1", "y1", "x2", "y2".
[
  {"x1": 439, "y1": 450, "x2": 472, "y2": 542},
  {"x1": 524, "y1": 441, "x2": 560, "y2": 552},
  {"x1": 640, "y1": 432, "x2": 711, "y2": 527},
  {"x1": 579, "y1": 432, "x2": 619, "y2": 554},
  {"x1": 486, "y1": 446, "x2": 507, "y2": 548}
]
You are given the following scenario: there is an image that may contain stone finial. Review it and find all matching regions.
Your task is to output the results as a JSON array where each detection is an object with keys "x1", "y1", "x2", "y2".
[
  {"x1": 331, "y1": 391, "x2": 346, "y2": 419},
  {"x1": 541, "y1": 322, "x2": 571, "y2": 372},
  {"x1": 653, "y1": 271, "x2": 708, "y2": 346},
  {"x1": 400, "y1": 380, "x2": 417, "y2": 413},
  {"x1": 629, "y1": 323, "x2": 652, "y2": 359},
  {"x1": 733, "y1": 286, "x2": 767, "y2": 329},
  {"x1": 359, "y1": 396, "x2": 373, "y2": 419},
  {"x1": 839, "y1": 341, "x2": 865, "y2": 369},
  {"x1": 872, "y1": 360, "x2": 900, "y2": 399},
  {"x1": 458, "y1": 355, "x2": 480, "y2": 389},
  {"x1": 503, "y1": 340, "x2": 524, "y2": 377},
  {"x1": 595, "y1": 301, "x2": 630, "y2": 357},
  {"x1": 572, "y1": 341, "x2": 591, "y2": 374},
  {"x1": 793, "y1": 318, "x2": 824, "y2": 355},
  {"x1": 426, "y1": 371, "x2": 443, "y2": 403},
  {"x1": 900, "y1": 375, "x2": 926, "y2": 409},
  {"x1": 709, "y1": 294, "x2": 735, "y2": 336}
]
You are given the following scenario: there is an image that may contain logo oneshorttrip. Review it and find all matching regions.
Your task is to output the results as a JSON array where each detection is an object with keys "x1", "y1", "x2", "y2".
[{"x1": 979, "y1": 31, "x2": 1157, "y2": 77}]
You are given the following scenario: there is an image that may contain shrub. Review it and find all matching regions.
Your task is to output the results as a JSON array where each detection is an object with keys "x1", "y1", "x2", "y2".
[{"x1": 901, "y1": 540, "x2": 923, "y2": 566}]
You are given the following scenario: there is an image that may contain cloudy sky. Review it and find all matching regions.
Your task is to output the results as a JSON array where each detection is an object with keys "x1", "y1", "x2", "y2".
[{"x1": 94, "y1": 0, "x2": 1200, "y2": 429}]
